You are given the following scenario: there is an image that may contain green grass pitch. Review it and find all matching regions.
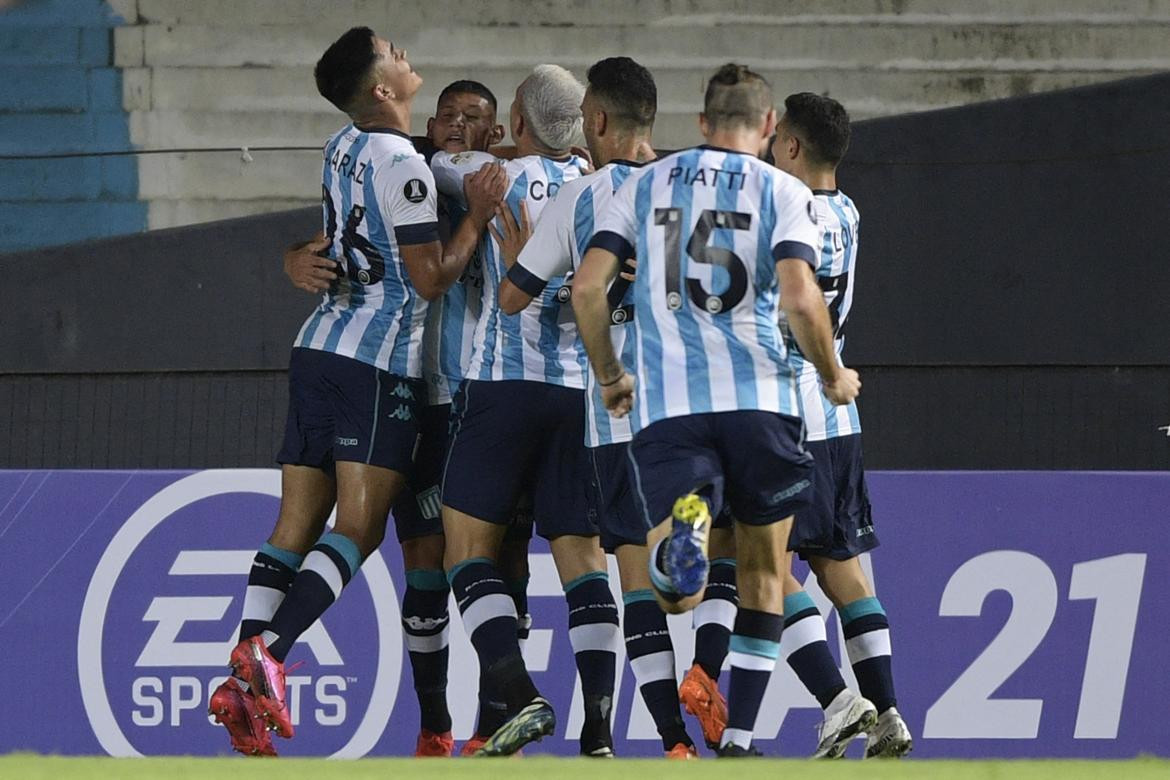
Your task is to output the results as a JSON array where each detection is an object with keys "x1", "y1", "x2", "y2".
[{"x1": 3, "y1": 756, "x2": 1168, "y2": 780}]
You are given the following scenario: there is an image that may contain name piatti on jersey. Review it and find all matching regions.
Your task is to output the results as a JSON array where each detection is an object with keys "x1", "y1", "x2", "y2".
[
  {"x1": 294, "y1": 125, "x2": 439, "y2": 377},
  {"x1": 431, "y1": 150, "x2": 589, "y2": 388},
  {"x1": 587, "y1": 145, "x2": 821, "y2": 429},
  {"x1": 666, "y1": 164, "x2": 749, "y2": 190}
]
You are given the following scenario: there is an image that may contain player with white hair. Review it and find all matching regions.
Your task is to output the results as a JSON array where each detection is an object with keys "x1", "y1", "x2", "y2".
[{"x1": 432, "y1": 66, "x2": 617, "y2": 757}]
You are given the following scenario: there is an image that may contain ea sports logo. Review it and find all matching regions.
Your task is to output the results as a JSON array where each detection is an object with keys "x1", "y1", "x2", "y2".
[{"x1": 78, "y1": 470, "x2": 402, "y2": 757}]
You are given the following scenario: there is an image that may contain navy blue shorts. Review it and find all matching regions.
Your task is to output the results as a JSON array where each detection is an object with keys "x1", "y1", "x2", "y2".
[
  {"x1": 590, "y1": 442, "x2": 647, "y2": 552},
  {"x1": 442, "y1": 379, "x2": 597, "y2": 540},
  {"x1": 628, "y1": 410, "x2": 814, "y2": 528},
  {"x1": 389, "y1": 403, "x2": 449, "y2": 543},
  {"x1": 276, "y1": 348, "x2": 425, "y2": 475},
  {"x1": 788, "y1": 433, "x2": 879, "y2": 561}
]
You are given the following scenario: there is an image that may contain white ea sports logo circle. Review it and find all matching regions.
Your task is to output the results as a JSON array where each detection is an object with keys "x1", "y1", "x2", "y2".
[
  {"x1": 358, "y1": 269, "x2": 372, "y2": 285},
  {"x1": 705, "y1": 296, "x2": 723, "y2": 314},
  {"x1": 666, "y1": 291, "x2": 683, "y2": 311},
  {"x1": 77, "y1": 470, "x2": 402, "y2": 758}
]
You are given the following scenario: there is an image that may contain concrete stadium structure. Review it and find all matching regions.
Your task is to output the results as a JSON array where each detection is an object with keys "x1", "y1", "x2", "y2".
[{"x1": 2, "y1": 0, "x2": 1169, "y2": 249}]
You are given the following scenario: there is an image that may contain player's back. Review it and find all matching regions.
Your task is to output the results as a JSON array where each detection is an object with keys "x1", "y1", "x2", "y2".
[
  {"x1": 612, "y1": 145, "x2": 821, "y2": 428},
  {"x1": 297, "y1": 125, "x2": 434, "y2": 376},
  {"x1": 434, "y1": 151, "x2": 589, "y2": 386},
  {"x1": 785, "y1": 188, "x2": 862, "y2": 440}
]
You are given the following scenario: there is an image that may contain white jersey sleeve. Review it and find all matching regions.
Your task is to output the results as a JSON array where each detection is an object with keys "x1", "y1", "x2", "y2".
[
  {"x1": 770, "y1": 175, "x2": 821, "y2": 268},
  {"x1": 507, "y1": 179, "x2": 579, "y2": 296},
  {"x1": 588, "y1": 172, "x2": 639, "y2": 258},
  {"x1": 430, "y1": 150, "x2": 501, "y2": 207},
  {"x1": 374, "y1": 155, "x2": 439, "y2": 245}
]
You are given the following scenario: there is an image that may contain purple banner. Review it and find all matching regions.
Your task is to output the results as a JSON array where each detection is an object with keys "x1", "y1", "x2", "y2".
[{"x1": 0, "y1": 469, "x2": 1166, "y2": 758}]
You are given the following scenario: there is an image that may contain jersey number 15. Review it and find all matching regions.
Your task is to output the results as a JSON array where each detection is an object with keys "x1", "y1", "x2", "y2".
[{"x1": 655, "y1": 207, "x2": 750, "y2": 314}]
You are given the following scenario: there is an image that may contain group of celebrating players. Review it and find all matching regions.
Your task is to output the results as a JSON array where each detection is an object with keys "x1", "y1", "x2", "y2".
[{"x1": 205, "y1": 24, "x2": 914, "y2": 761}]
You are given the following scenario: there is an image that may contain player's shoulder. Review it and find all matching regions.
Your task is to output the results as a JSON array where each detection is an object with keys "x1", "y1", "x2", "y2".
[{"x1": 366, "y1": 130, "x2": 427, "y2": 174}]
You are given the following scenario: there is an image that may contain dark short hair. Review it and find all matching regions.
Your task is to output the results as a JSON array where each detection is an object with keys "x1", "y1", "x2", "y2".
[
  {"x1": 437, "y1": 80, "x2": 498, "y2": 113},
  {"x1": 783, "y1": 92, "x2": 851, "y2": 166},
  {"x1": 314, "y1": 26, "x2": 379, "y2": 113},
  {"x1": 703, "y1": 63, "x2": 773, "y2": 130},
  {"x1": 586, "y1": 56, "x2": 657, "y2": 130}
]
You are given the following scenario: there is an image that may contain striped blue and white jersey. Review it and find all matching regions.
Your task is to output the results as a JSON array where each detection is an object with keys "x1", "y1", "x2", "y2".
[
  {"x1": 507, "y1": 161, "x2": 642, "y2": 447},
  {"x1": 590, "y1": 145, "x2": 821, "y2": 430},
  {"x1": 295, "y1": 125, "x2": 438, "y2": 376},
  {"x1": 782, "y1": 189, "x2": 862, "y2": 441},
  {"x1": 432, "y1": 150, "x2": 589, "y2": 387},
  {"x1": 420, "y1": 195, "x2": 484, "y2": 405}
]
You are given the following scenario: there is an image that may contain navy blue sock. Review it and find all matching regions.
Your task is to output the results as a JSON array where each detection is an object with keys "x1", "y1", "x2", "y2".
[
  {"x1": 692, "y1": 558, "x2": 737, "y2": 680},
  {"x1": 721, "y1": 608, "x2": 783, "y2": 750},
  {"x1": 449, "y1": 558, "x2": 538, "y2": 713},
  {"x1": 402, "y1": 568, "x2": 452, "y2": 734},
  {"x1": 841, "y1": 597, "x2": 897, "y2": 713},
  {"x1": 782, "y1": 591, "x2": 846, "y2": 709},
  {"x1": 623, "y1": 590, "x2": 692, "y2": 750},
  {"x1": 265, "y1": 532, "x2": 361, "y2": 662},
  {"x1": 564, "y1": 572, "x2": 619, "y2": 747},
  {"x1": 239, "y1": 543, "x2": 303, "y2": 642}
]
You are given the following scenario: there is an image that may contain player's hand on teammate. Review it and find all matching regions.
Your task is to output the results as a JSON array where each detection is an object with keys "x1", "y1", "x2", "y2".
[
  {"x1": 464, "y1": 162, "x2": 508, "y2": 225},
  {"x1": 488, "y1": 200, "x2": 531, "y2": 269},
  {"x1": 619, "y1": 257, "x2": 637, "y2": 283},
  {"x1": 600, "y1": 370, "x2": 636, "y2": 418},
  {"x1": 570, "y1": 145, "x2": 594, "y2": 172},
  {"x1": 822, "y1": 367, "x2": 861, "y2": 406},
  {"x1": 283, "y1": 232, "x2": 337, "y2": 294}
]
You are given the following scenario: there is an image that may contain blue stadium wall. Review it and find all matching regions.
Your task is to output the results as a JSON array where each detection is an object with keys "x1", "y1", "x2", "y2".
[{"x1": 0, "y1": 0, "x2": 145, "y2": 252}]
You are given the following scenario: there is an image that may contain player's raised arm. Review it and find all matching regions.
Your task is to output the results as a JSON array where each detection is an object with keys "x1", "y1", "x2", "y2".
[{"x1": 399, "y1": 161, "x2": 506, "y2": 300}]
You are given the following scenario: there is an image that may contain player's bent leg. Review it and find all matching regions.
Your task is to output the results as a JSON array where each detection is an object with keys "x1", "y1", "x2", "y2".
[
  {"x1": 809, "y1": 556, "x2": 910, "y2": 758},
  {"x1": 550, "y1": 534, "x2": 619, "y2": 757},
  {"x1": 399, "y1": 533, "x2": 454, "y2": 756},
  {"x1": 780, "y1": 562, "x2": 875, "y2": 758},
  {"x1": 443, "y1": 506, "x2": 551, "y2": 756},
  {"x1": 682, "y1": 521, "x2": 735, "y2": 747},
  {"x1": 243, "y1": 462, "x2": 404, "y2": 737},
  {"x1": 646, "y1": 513, "x2": 707, "y2": 614},
  {"x1": 615, "y1": 544, "x2": 697, "y2": 756},
  {"x1": 717, "y1": 517, "x2": 789, "y2": 756},
  {"x1": 238, "y1": 465, "x2": 335, "y2": 642}
]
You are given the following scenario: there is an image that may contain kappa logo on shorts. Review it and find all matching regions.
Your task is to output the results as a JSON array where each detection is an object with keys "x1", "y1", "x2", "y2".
[
  {"x1": 403, "y1": 178, "x2": 428, "y2": 204},
  {"x1": 390, "y1": 383, "x2": 416, "y2": 400},
  {"x1": 387, "y1": 405, "x2": 414, "y2": 422},
  {"x1": 77, "y1": 470, "x2": 403, "y2": 758}
]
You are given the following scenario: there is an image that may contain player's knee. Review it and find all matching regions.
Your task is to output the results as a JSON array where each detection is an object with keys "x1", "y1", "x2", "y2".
[
  {"x1": 401, "y1": 533, "x2": 445, "y2": 570},
  {"x1": 653, "y1": 584, "x2": 703, "y2": 615}
]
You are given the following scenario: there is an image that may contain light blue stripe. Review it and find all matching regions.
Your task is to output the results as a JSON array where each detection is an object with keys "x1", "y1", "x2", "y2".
[
  {"x1": 406, "y1": 568, "x2": 450, "y2": 591},
  {"x1": 840, "y1": 596, "x2": 885, "y2": 623},
  {"x1": 783, "y1": 590, "x2": 817, "y2": 618},
  {"x1": 537, "y1": 160, "x2": 572, "y2": 383},
  {"x1": 729, "y1": 634, "x2": 781, "y2": 660},
  {"x1": 754, "y1": 169, "x2": 786, "y2": 413},
  {"x1": 298, "y1": 131, "x2": 347, "y2": 348},
  {"x1": 671, "y1": 149, "x2": 712, "y2": 414},
  {"x1": 439, "y1": 197, "x2": 471, "y2": 382},
  {"x1": 319, "y1": 531, "x2": 362, "y2": 577},
  {"x1": 633, "y1": 169, "x2": 666, "y2": 423},
  {"x1": 563, "y1": 570, "x2": 608, "y2": 593},
  {"x1": 710, "y1": 557, "x2": 736, "y2": 568},
  {"x1": 322, "y1": 133, "x2": 371, "y2": 353},
  {"x1": 498, "y1": 172, "x2": 529, "y2": 380},
  {"x1": 610, "y1": 164, "x2": 631, "y2": 194},
  {"x1": 573, "y1": 184, "x2": 596, "y2": 256},
  {"x1": 709, "y1": 152, "x2": 756, "y2": 410},
  {"x1": 259, "y1": 542, "x2": 304, "y2": 571},
  {"x1": 622, "y1": 588, "x2": 656, "y2": 605},
  {"x1": 445, "y1": 555, "x2": 495, "y2": 585},
  {"x1": 354, "y1": 158, "x2": 403, "y2": 367}
]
